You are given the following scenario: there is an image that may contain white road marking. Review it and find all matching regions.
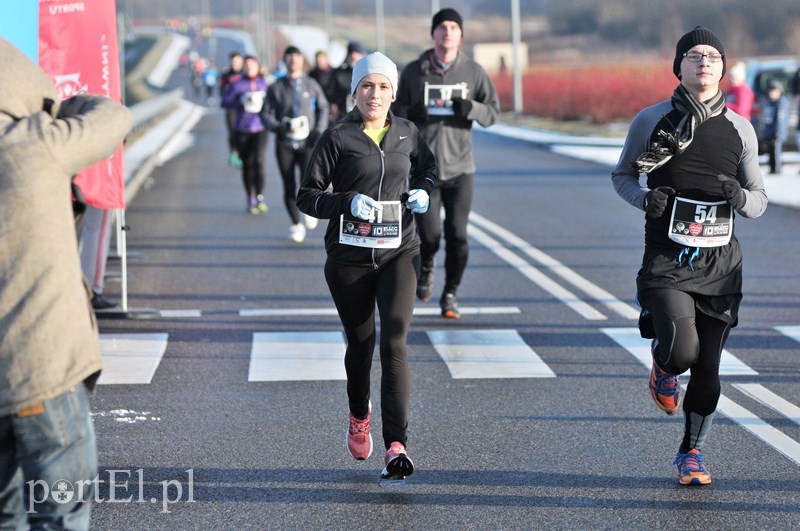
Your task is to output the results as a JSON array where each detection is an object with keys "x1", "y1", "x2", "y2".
[
  {"x1": 470, "y1": 212, "x2": 640, "y2": 320},
  {"x1": 601, "y1": 327, "x2": 758, "y2": 376},
  {"x1": 248, "y1": 331, "x2": 347, "y2": 381},
  {"x1": 716, "y1": 394, "x2": 800, "y2": 466},
  {"x1": 776, "y1": 325, "x2": 800, "y2": 343},
  {"x1": 240, "y1": 306, "x2": 520, "y2": 317},
  {"x1": 732, "y1": 384, "x2": 800, "y2": 426},
  {"x1": 98, "y1": 333, "x2": 169, "y2": 384},
  {"x1": 159, "y1": 309, "x2": 202, "y2": 318},
  {"x1": 427, "y1": 329, "x2": 556, "y2": 379},
  {"x1": 468, "y1": 224, "x2": 607, "y2": 320}
]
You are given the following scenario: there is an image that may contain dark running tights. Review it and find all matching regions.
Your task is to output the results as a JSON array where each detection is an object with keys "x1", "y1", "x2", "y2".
[
  {"x1": 642, "y1": 288, "x2": 732, "y2": 452},
  {"x1": 276, "y1": 141, "x2": 312, "y2": 225},
  {"x1": 415, "y1": 173, "x2": 474, "y2": 294},
  {"x1": 324, "y1": 251, "x2": 419, "y2": 449},
  {"x1": 234, "y1": 130, "x2": 267, "y2": 199}
]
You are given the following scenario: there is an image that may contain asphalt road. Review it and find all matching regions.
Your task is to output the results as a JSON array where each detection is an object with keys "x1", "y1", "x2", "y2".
[{"x1": 86, "y1": 90, "x2": 800, "y2": 529}]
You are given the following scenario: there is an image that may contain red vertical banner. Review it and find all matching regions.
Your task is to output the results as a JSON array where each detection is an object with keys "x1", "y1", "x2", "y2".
[{"x1": 39, "y1": 0, "x2": 126, "y2": 209}]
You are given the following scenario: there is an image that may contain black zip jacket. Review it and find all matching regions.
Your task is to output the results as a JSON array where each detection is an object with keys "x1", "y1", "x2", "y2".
[{"x1": 297, "y1": 109, "x2": 437, "y2": 267}]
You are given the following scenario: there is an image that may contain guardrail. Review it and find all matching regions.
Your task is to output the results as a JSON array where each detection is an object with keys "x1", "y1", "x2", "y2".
[{"x1": 127, "y1": 87, "x2": 184, "y2": 139}]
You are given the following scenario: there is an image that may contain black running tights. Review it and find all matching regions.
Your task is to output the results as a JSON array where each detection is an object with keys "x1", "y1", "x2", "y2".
[
  {"x1": 324, "y1": 251, "x2": 419, "y2": 449},
  {"x1": 234, "y1": 130, "x2": 267, "y2": 199},
  {"x1": 415, "y1": 173, "x2": 473, "y2": 294},
  {"x1": 641, "y1": 288, "x2": 731, "y2": 418},
  {"x1": 276, "y1": 141, "x2": 312, "y2": 225}
]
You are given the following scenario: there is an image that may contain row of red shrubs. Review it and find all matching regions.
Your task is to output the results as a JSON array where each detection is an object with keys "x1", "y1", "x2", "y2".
[{"x1": 492, "y1": 61, "x2": 687, "y2": 123}]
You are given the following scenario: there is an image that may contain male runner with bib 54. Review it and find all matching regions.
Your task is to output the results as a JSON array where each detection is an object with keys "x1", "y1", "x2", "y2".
[{"x1": 612, "y1": 26, "x2": 767, "y2": 486}]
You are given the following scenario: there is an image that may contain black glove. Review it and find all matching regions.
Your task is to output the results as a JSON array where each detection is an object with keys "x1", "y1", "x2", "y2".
[
  {"x1": 644, "y1": 186, "x2": 675, "y2": 219},
  {"x1": 406, "y1": 102, "x2": 429, "y2": 123},
  {"x1": 718, "y1": 174, "x2": 746, "y2": 209},
  {"x1": 450, "y1": 97, "x2": 473, "y2": 118},
  {"x1": 306, "y1": 129, "x2": 321, "y2": 146},
  {"x1": 280, "y1": 120, "x2": 292, "y2": 136}
]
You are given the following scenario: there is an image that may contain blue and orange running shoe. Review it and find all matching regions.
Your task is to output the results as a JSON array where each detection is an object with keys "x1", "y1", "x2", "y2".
[
  {"x1": 649, "y1": 339, "x2": 681, "y2": 415},
  {"x1": 674, "y1": 448, "x2": 712, "y2": 485}
]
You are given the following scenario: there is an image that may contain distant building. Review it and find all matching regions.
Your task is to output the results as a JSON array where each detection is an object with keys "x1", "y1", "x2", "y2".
[{"x1": 473, "y1": 42, "x2": 528, "y2": 74}]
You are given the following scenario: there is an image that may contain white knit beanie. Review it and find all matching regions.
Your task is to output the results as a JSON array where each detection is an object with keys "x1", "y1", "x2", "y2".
[{"x1": 350, "y1": 52, "x2": 398, "y2": 98}]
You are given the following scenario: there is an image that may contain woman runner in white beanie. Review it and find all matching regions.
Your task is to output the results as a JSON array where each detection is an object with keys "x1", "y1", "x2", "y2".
[{"x1": 297, "y1": 52, "x2": 437, "y2": 479}]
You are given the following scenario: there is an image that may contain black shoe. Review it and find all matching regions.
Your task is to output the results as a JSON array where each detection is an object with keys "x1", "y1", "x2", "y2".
[
  {"x1": 91, "y1": 291, "x2": 117, "y2": 310},
  {"x1": 416, "y1": 263, "x2": 434, "y2": 302},
  {"x1": 440, "y1": 292, "x2": 460, "y2": 319}
]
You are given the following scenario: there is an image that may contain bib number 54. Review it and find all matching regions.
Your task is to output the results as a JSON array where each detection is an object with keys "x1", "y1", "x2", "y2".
[{"x1": 694, "y1": 204, "x2": 717, "y2": 224}]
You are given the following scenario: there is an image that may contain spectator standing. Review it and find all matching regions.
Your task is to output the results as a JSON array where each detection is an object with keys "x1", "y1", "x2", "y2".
[
  {"x1": 0, "y1": 37, "x2": 132, "y2": 527},
  {"x1": 393, "y1": 8, "x2": 500, "y2": 318},
  {"x1": 759, "y1": 78, "x2": 789, "y2": 174},
  {"x1": 724, "y1": 61, "x2": 754, "y2": 120},
  {"x1": 263, "y1": 46, "x2": 329, "y2": 243}
]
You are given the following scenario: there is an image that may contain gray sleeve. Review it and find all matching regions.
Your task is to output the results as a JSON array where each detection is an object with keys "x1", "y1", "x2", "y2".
[
  {"x1": 611, "y1": 102, "x2": 668, "y2": 211},
  {"x1": 728, "y1": 113, "x2": 768, "y2": 218}
]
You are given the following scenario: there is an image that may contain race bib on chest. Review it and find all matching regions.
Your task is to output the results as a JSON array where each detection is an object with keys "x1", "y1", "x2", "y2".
[
  {"x1": 424, "y1": 82, "x2": 469, "y2": 116},
  {"x1": 339, "y1": 201, "x2": 402, "y2": 249},
  {"x1": 668, "y1": 197, "x2": 733, "y2": 247}
]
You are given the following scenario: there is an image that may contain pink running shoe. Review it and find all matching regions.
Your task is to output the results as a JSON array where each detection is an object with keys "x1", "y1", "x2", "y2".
[
  {"x1": 381, "y1": 441, "x2": 414, "y2": 480},
  {"x1": 346, "y1": 402, "x2": 373, "y2": 460}
]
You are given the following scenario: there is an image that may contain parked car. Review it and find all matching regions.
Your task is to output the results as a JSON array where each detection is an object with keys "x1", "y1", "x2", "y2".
[{"x1": 745, "y1": 57, "x2": 799, "y2": 150}]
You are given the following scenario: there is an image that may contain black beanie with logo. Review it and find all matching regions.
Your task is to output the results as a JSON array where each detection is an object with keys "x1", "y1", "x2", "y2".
[{"x1": 673, "y1": 26, "x2": 726, "y2": 79}]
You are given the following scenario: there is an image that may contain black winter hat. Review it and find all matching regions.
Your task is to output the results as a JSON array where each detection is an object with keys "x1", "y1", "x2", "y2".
[
  {"x1": 284, "y1": 45, "x2": 302, "y2": 57},
  {"x1": 431, "y1": 8, "x2": 463, "y2": 35},
  {"x1": 673, "y1": 26, "x2": 726, "y2": 79}
]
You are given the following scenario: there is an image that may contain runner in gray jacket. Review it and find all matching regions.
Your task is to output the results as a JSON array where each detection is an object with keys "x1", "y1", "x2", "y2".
[{"x1": 394, "y1": 8, "x2": 500, "y2": 318}]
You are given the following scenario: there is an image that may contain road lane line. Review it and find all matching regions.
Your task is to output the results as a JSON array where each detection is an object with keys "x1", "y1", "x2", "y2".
[
  {"x1": 98, "y1": 333, "x2": 169, "y2": 384},
  {"x1": 468, "y1": 224, "x2": 607, "y2": 320},
  {"x1": 159, "y1": 309, "x2": 202, "y2": 318},
  {"x1": 427, "y1": 329, "x2": 556, "y2": 379},
  {"x1": 470, "y1": 212, "x2": 640, "y2": 320},
  {"x1": 732, "y1": 384, "x2": 800, "y2": 426},
  {"x1": 601, "y1": 327, "x2": 758, "y2": 376},
  {"x1": 249, "y1": 331, "x2": 346, "y2": 381},
  {"x1": 602, "y1": 328, "x2": 800, "y2": 465},
  {"x1": 776, "y1": 325, "x2": 800, "y2": 343},
  {"x1": 716, "y1": 394, "x2": 800, "y2": 466},
  {"x1": 240, "y1": 306, "x2": 521, "y2": 317}
]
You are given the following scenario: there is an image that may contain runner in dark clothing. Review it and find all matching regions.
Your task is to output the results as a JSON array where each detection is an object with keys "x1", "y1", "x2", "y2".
[
  {"x1": 297, "y1": 52, "x2": 436, "y2": 480},
  {"x1": 612, "y1": 26, "x2": 768, "y2": 486}
]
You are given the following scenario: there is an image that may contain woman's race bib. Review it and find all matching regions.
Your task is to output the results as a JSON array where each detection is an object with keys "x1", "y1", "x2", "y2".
[
  {"x1": 241, "y1": 90, "x2": 266, "y2": 113},
  {"x1": 668, "y1": 196, "x2": 733, "y2": 247},
  {"x1": 339, "y1": 201, "x2": 402, "y2": 249}
]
